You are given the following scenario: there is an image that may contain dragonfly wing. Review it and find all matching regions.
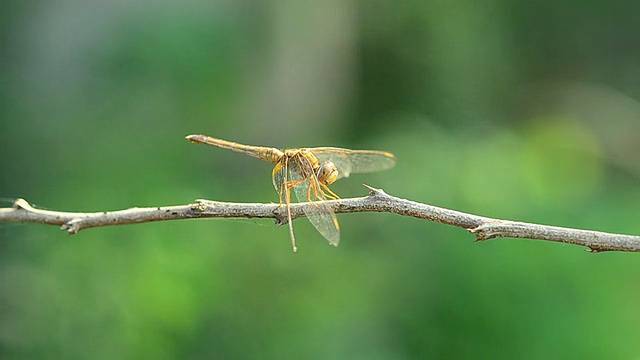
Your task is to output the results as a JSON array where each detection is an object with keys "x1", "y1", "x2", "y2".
[
  {"x1": 272, "y1": 161, "x2": 286, "y2": 201},
  {"x1": 289, "y1": 155, "x2": 340, "y2": 246},
  {"x1": 272, "y1": 158, "x2": 301, "y2": 251},
  {"x1": 310, "y1": 147, "x2": 396, "y2": 179}
]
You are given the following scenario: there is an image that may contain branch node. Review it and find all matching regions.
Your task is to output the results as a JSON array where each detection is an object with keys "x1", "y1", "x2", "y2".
[
  {"x1": 192, "y1": 200, "x2": 210, "y2": 212},
  {"x1": 272, "y1": 206, "x2": 288, "y2": 226},
  {"x1": 469, "y1": 224, "x2": 497, "y2": 241},
  {"x1": 362, "y1": 184, "x2": 386, "y2": 197},
  {"x1": 586, "y1": 246, "x2": 608, "y2": 253},
  {"x1": 13, "y1": 198, "x2": 31, "y2": 211},
  {"x1": 61, "y1": 221, "x2": 81, "y2": 234}
]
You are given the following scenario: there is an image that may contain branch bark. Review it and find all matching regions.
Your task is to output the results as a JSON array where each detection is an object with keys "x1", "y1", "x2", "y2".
[{"x1": 1, "y1": 186, "x2": 638, "y2": 253}]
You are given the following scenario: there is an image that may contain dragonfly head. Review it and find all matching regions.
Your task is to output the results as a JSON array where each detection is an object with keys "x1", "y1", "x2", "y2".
[{"x1": 317, "y1": 161, "x2": 339, "y2": 185}]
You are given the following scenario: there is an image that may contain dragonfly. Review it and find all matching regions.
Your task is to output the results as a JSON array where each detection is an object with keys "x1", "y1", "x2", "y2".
[{"x1": 186, "y1": 134, "x2": 396, "y2": 251}]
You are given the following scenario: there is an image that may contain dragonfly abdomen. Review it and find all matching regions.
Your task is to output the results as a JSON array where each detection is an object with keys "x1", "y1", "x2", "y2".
[{"x1": 186, "y1": 134, "x2": 283, "y2": 163}]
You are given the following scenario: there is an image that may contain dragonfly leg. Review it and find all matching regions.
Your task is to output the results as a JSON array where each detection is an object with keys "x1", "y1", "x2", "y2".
[
  {"x1": 320, "y1": 183, "x2": 340, "y2": 200},
  {"x1": 306, "y1": 182, "x2": 321, "y2": 208},
  {"x1": 280, "y1": 179, "x2": 305, "y2": 204},
  {"x1": 278, "y1": 183, "x2": 285, "y2": 206},
  {"x1": 284, "y1": 186, "x2": 297, "y2": 252},
  {"x1": 285, "y1": 179, "x2": 305, "y2": 191}
]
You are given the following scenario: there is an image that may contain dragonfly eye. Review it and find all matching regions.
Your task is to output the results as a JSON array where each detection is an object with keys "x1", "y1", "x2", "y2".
[{"x1": 318, "y1": 161, "x2": 339, "y2": 185}]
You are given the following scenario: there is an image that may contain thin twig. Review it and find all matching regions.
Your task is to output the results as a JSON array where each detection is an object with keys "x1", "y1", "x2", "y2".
[{"x1": 1, "y1": 186, "x2": 638, "y2": 253}]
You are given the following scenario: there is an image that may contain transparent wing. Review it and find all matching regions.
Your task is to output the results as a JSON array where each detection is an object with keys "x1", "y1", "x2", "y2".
[
  {"x1": 310, "y1": 147, "x2": 396, "y2": 179},
  {"x1": 272, "y1": 161, "x2": 286, "y2": 201},
  {"x1": 289, "y1": 155, "x2": 340, "y2": 246},
  {"x1": 272, "y1": 158, "x2": 301, "y2": 251}
]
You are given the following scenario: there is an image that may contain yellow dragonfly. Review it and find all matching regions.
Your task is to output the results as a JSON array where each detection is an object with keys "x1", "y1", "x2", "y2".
[{"x1": 186, "y1": 134, "x2": 396, "y2": 251}]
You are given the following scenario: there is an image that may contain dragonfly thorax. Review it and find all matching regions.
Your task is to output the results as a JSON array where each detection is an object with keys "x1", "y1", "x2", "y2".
[{"x1": 317, "y1": 161, "x2": 339, "y2": 185}]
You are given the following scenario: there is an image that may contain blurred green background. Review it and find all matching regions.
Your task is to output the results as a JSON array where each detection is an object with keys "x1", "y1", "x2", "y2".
[{"x1": 2, "y1": 0, "x2": 640, "y2": 359}]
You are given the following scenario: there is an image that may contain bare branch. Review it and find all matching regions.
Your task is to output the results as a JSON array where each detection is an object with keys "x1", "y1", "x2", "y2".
[{"x1": 1, "y1": 186, "x2": 638, "y2": 253}]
